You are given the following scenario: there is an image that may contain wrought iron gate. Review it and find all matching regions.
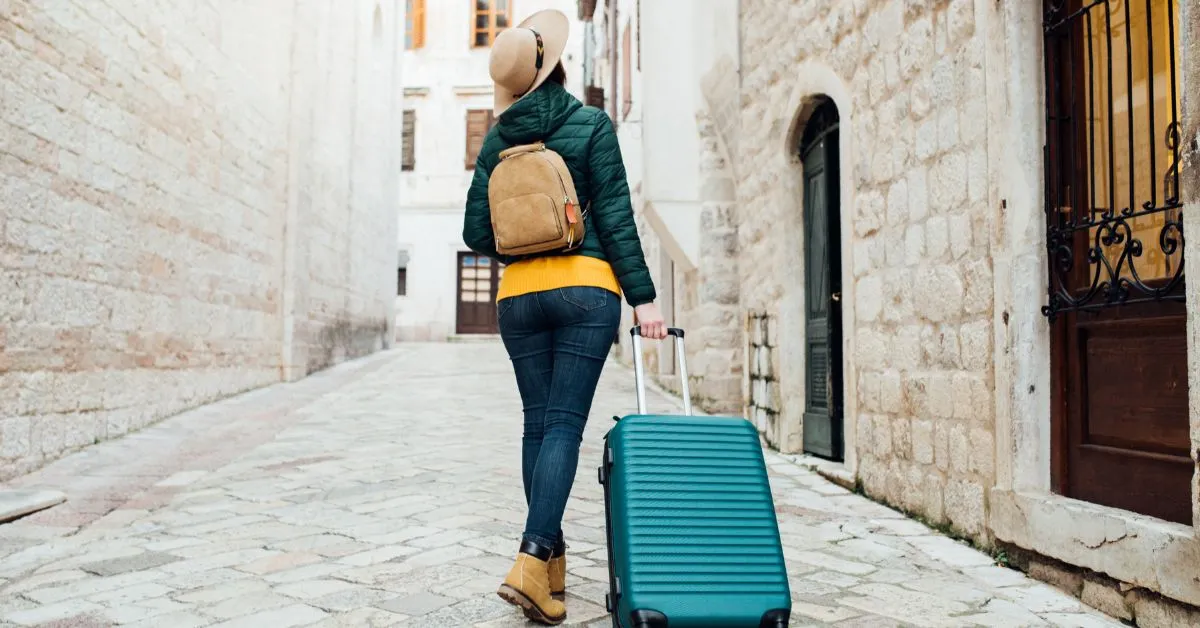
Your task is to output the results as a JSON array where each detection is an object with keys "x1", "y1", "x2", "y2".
[{"x1": 1043, "y1": 0, "x2": 1183, "y2": 317}]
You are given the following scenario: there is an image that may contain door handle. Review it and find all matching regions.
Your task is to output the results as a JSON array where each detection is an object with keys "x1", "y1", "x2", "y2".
[{"x1": 831, "y1": 292, "x2": 841, "y2": 302}]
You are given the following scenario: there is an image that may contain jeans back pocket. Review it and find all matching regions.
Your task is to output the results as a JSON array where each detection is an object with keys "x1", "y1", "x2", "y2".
[
  {"x1": 558, "y1": 287, "x2": 609, "y2": 311},
  {"x1": 497, "y1": 298, "x2": 516, "y2": 321}
]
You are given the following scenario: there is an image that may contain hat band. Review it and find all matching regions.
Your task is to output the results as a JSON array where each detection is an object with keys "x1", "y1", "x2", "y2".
[{"x1": 516, "y1": 29, "x2": 545, "y2": 97}]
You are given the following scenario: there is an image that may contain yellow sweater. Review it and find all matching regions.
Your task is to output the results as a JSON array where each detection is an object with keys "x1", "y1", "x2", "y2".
[{"x1": 497, "y1": 255, "x2": 622, "y2": 302}]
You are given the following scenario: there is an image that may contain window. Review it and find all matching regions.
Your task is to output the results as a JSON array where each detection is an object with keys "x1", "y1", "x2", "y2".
[
  {"x1": 621, "y1": 23, "x2": 632, "y2": 119},
  {"x1": 1043, "y1": 0, "x2": 1183, "y2": 317},
  {"x1": 464, "y1": 109, "x2": 496, "y2": 169},
  {"x1": 472, "y1": 0, "x2": 511, "y2": 48},
  {"x1": 406, "y1": 0, "x2": 426, "y2": 49},
  {"x1": 579, "y1": 0, "x2": 596, "y2": 20},
  {"x1": 402, "y1": 109, "x2": 416, "y2": 171}
]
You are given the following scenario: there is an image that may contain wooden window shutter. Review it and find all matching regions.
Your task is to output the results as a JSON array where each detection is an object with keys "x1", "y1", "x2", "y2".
[
  {"x1": 586, "y1": 85, "x2": 605, "y2": 109},
  {"x1": 402, "y1": 110, "x2": 416, "y2": 171},
  {"x1": 405, "y1": 0, "x2": 426, "y2": 49},
  {"x1": 414, "y1": 0, "x2": 426, "y2": 48},
  {"x1": 578, "y1": 0, "x2": 596, "y2": 21},
  {"x1": 622, "y1": 24, "x2": 632, "y2": 119},
  {"x1": 465, "y1": 109, "x2": 492, "y2": 169}
]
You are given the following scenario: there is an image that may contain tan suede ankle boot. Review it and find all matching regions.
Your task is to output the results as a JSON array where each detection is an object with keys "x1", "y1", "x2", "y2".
[
  {"x1": 497, "y1": 546, "x2": 567, "y2": 625},
  {"x1": 548, "y1": 553, "x2": 566, "y2": 599}
]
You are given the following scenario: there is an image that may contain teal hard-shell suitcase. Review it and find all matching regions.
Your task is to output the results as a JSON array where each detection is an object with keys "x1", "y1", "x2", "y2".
[{"x1": 598, "y1": 328, "x2": 791, "y2": 628}]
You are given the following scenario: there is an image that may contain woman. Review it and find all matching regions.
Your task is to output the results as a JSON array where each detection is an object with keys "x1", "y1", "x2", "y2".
[{"x1": 462, "y1": 9, "x2": 667, "y2": 626}]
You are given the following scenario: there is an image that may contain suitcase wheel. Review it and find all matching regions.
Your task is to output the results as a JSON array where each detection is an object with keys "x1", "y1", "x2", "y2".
[
  {"x1": 598, "y1": 464, "x2": 607, "y2": 485},
  {"x1": 760, "y1": 608, "x2": 791, "y2": 628},
  {"x1": 605, "y1": 593, "x2": 612, "y2": 612},
  {"x1": 629, "y1": 609, "x2": 668, "y2": 628}
]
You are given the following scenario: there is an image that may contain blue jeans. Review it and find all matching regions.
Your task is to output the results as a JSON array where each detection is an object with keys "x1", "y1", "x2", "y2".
[{"x1": 498, "y1": 286, "x2": 622, "y2": 549}]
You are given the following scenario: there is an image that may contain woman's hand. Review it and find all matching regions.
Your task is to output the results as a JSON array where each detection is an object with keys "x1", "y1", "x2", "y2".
[{"x1": 634, "y1": 303, "x2": 667, "y2": 340}]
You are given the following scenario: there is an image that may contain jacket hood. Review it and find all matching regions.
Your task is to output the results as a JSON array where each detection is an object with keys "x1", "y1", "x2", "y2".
[{"x1": 496, "y1": 82, "x2": 583, "y2": 145}]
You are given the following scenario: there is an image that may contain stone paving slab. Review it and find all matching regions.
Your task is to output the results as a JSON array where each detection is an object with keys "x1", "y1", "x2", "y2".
[
  {"x1": 0, "y1": 344, "x2": 1123, "y2": 627},
  {"x1": 0, "y1": 491, "x2": 66, "y2": 524}
]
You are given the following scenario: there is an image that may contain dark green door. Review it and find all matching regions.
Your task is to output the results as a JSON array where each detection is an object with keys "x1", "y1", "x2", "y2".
[{"x1": 800, "y1": 101, "x2": 843, "y2": 461}]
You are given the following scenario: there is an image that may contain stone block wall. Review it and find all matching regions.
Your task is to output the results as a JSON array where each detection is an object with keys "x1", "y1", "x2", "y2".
[
  {"x1": 745, "y1": 311, "x2": 782, "y2": 443},
  {"x1": 0, "y1": 0, "x2": 402, "y2": 480},
  {"x1": 671, "y1": 111, "x2": 743, "y2": 413},
  {"x1": 735, "y1": 0, "x2": 1200, "y2": 618},
  {"x1": 1006, "y1": 549, "x2": 1200, "y2": 628},
  {"x1": 631, "y1": 109, "x2": 744, "y2": 414},
  {"x1": 738, "y1": 0, "x2": 996, "y2": 536},
  {"x1": 701, "y1": 55, "x2": 742, "y2": 176}
]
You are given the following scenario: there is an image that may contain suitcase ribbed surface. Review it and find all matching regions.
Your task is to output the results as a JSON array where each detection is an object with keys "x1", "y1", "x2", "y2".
[{"x1": 603, "y1": 415, "x2": 791, "y2": 628}]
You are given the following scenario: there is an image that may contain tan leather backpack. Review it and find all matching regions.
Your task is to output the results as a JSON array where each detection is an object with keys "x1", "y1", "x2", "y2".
[{"x1": 488, "y1": 142, "x2": 587, "y2": 256}]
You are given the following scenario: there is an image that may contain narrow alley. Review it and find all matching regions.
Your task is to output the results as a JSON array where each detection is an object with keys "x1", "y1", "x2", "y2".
[
  {"x1": 1, "y1": 0, "x2": 1198, "y2": 625},
  {"x1": 0, "y1": 344, "x2": 1120, "y2": 628}
]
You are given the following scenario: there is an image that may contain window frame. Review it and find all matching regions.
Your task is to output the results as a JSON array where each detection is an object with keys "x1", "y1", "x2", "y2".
[{"x1": 471, "y1": 0, "x2": 512, "y2": 48}]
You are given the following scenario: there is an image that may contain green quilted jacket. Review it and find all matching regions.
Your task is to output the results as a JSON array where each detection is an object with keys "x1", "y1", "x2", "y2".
[{"x1": 462, "y1": 81, "x2": 657, "y2": 307}]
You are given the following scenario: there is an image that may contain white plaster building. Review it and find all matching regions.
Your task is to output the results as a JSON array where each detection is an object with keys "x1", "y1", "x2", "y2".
[
  {"x1": 579, "y1": 0, "x2": 744, "y2": 412},
  {"x1": 394, "y1": 0, "x2": 585, "y2": 341}
]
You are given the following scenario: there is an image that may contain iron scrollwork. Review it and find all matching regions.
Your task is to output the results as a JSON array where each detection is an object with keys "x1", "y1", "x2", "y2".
[{"x1": 1041, "y1": 0, "x2": 1184, "y2": 321}]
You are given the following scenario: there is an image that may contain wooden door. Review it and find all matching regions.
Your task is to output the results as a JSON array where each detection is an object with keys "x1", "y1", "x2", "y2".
[
  {"x1": 800, "y1": 101, "x2": 844, "y2": 461},
  {"x1": 1044, "y1": 0, "x2": 1190, "y2": 524},
  {"x1": 1055, "y1": 305, "x2": 1189, "y2": 523},
  {"x1": 456, "y1": 253, "x2": 502, "y2": 335}
]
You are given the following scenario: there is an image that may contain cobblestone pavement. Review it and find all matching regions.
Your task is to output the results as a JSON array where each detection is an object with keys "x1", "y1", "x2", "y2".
[{"x1": 0, "y1": 344, "x2": 1121, "y2": 627}]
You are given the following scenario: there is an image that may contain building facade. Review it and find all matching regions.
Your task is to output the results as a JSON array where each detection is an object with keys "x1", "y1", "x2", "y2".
[
  {"x1": 586, "y1": 0, "x2": 1200, "y2": 621},
  {"x1": 0, "y1": 0, "x2": 404, "y2": 480},
  {"x1": 394, "y1": 0, "x2": 585, "y2": 341},
  {"x1": 579, "y1": 0, "x2": 744, "y2": 413}
]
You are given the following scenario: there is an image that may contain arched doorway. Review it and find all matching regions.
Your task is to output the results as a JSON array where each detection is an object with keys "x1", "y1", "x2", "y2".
[{"x1": 799, "y1": 99, "x2": 843, "y2": 461}]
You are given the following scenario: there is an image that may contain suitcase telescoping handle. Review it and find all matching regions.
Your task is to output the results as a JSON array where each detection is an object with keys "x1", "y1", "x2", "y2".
[{"x1": 630, "y1": 326, "x2": 692, "y2": 416}]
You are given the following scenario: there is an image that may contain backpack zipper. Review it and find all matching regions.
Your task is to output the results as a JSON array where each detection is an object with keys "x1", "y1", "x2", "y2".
[{"x1": 530, "y1": 147, "x2": 581, "y2": 248}]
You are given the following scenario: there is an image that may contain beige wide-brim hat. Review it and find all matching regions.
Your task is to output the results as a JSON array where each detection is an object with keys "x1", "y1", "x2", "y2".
[{"x1": 489, "y1": 9, "x2": 570, "y2": 117}]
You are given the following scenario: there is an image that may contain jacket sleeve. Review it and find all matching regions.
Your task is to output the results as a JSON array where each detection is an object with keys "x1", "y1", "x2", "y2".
[
  {"x1": 462, "y1": 150, "x2": 507, "y2": 263},
  {"x1": 587, "y1": 113, "x2": 657, "y2": 307}
]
